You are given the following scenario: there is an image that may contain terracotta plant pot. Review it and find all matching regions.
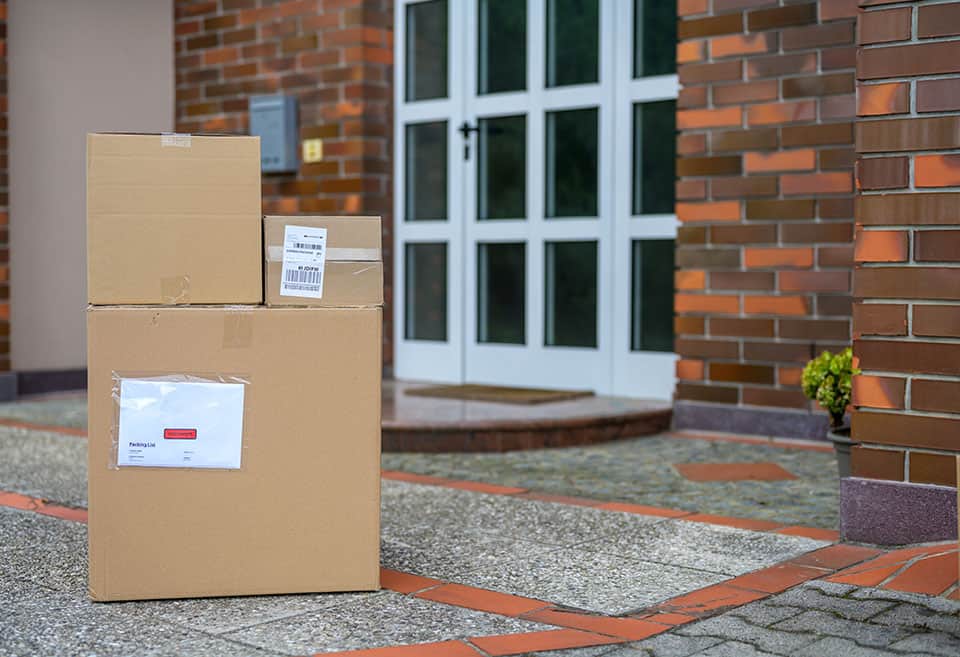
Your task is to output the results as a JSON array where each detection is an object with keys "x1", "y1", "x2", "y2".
[{"x1": 828, "y1": 427, "x2": 856, "y2": 478}]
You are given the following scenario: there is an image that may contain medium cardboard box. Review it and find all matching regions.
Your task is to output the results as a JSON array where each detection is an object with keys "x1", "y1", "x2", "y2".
[
  {"x1": 87, "y1": 133, "x2": 263, "y2": 305},
  {"x1": 87, "y1": 306, "x2": 381, "y2": 601},
  {"x1": 263, "y1": 215, "x2": 383, "y2": 307}
]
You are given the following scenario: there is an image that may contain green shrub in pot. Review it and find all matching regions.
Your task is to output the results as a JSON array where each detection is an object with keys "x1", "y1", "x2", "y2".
[{"x1": 801, "y1": 347, "x2": 859, "y2": 430}]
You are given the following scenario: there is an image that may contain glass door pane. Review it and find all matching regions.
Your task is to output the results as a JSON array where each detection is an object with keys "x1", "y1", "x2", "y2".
[
  {"x1": 478, "y1": 115, "x2": 526, "y2": 220},
  {"x1": 632, "y1": 240, "x2": 675, "y2": 352},
  {"x1": 478, "y1": 243, "x2": 525, "y2": 344},
  {"x1": 405, "y1": 121, "x2": 448, "y2": 221},
  {"x1": 633, "y1": 0, "x2": 677, "y2": 78},
  {"x1": 546, "y1": 108, "x2": 599, "y2": 218},
  {"x1": 546, "y1": 0, "x2": 599, "y2": 87},
  {"x1": 632, "y1": 101, "x2": 676, "y2": 215},
  {"x1": 545, "y1": 241, "x2": 598, "y2": 348},
  {"x1": 478, "y1": 0, "x2": 526, "y2": 94},
  {"x1": 405, "y1": 242, "x2": 448, "y2": 341},
  {"x1": 405, "y1": 0, "x2": 448, "y2": 101}
]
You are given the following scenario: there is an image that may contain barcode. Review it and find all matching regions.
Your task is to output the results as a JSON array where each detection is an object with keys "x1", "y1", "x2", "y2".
[
  {"x1": 294, "y1": 242, "x2": 324, "y2": 251},
  {"x1": 285, "y1": 269, "x2": 322, "y2": 285}
]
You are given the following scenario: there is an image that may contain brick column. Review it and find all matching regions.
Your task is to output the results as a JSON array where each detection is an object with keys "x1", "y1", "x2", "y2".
[
  {"x1": 844, "y1": 0, "x2": 960, "y2": 545},
  {"x1": 674, "y1": 0, "x2": 857, "y2": 438},
  {"x1": 173, "y1": 0, "x2": 394, "y2": 368}
]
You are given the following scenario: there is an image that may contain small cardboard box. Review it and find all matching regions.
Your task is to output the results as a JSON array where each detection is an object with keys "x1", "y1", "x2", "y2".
[
  {"x1": 87, "y1": 306, "x2": 381, "y2": 601},
  {"x1": 263, "y1": 215, "x2": 382, "y2": 307},
  {"x1": 87, "y1": 133, "x2": 263, "y2": 305}
]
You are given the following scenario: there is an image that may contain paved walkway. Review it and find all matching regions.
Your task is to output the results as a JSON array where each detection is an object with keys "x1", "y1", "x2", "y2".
[{"x1": 0, "y1": 395, "x2": 958, "y2": 656}]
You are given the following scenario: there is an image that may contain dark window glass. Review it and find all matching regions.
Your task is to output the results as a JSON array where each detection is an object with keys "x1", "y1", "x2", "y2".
[
  {"x1": 478, "y1": 243, "x2": 526, "y2": 344},
  {"x1": 545, "y1": 241, "x2": 597, "y2": 348},
  {"x1": 631, "y1": 239, "x2": 675, "y2": 352},
  {"x1": 479, "y1": 0, "x2": 527, "y2": 94},
  {"x1": 546, "y1": 0, "x2": 599, "y2": 87},
  {"x1": 478, "y1": 115, "x2": 526, "y2": 220},
  {"x1": 405, "y1": 121, "x2": 447, "y2": 221},
  {"x1": 405, "y1": 242, "x2": 447, "y2": 341},
  {"x1": 633, "y1": 101, "x2": 676, "y2": 215},
  {"x1": 405, "y1": 0, "x2": 448, "y2": 101},
  {"x1": 634, "y1": 0, "x2": 677, "y2": 78},
  {"x1": 546, "y1": 108, "x2": 598, "y2": 218}
]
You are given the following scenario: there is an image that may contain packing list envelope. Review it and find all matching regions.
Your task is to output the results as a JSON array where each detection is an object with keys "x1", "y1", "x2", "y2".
[{"x1": 116, "y1": 379, "x2": 245, "y2": 469}]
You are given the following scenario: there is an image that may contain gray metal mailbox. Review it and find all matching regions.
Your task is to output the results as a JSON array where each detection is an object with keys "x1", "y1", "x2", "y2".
[{"x1": 249, "y1": 94, "x2": 298, "y2": 174}]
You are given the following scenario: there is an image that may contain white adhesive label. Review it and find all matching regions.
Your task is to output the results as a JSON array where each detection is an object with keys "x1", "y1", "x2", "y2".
[
  {"x1": 280, "y1": 225, "x2": 327, "y2": 299},
  {"x1": 117, "y1": 379, "x2": 244, "y2": 469}
]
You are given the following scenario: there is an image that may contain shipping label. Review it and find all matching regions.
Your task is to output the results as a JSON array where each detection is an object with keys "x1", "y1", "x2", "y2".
[{"x1": 280, "y1": 225, "x2": 327, "y2": 299}]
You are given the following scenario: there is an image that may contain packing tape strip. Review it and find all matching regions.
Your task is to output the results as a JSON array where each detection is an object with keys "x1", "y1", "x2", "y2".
[
  {"x1": 266, "y1": 246, "x2": 381, "y2": 262},
  {"x1": 222, "y1": 311, "x2": 254, "y2": 349},
  {"x1": 160, "y1": 133, "x2": 192, "y2": 148},
  {"x1": 160, "y1": 275, "x2": 191, "y2": 304}
]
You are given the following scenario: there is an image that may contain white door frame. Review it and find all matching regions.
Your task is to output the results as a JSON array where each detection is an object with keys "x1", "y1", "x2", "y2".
[
  {"x1": 394, "y1": 0, "x2": 678, "y2": 398},
  {"x1": 393, "y1": 0, "x2": 465, "y2": 383},
  {"x1": 611, "y1": 0, "x2": 679, "y2": 399}
]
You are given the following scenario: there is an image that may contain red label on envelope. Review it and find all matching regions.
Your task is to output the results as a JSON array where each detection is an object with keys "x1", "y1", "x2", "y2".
[{"x1": 164, "y1": 428, "x2": 197, "y2": 440}]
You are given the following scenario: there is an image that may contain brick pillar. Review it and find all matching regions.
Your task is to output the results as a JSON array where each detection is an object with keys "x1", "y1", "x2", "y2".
[
  {"x1": 844, "y1": 0, "x2": 960, "y2": 545},
  {"x1": 173, "y1": 0, "x2": 394, "y2": 369},
  {"x1": 674, "y1": 1, "x2": 857, "y2": 438}
]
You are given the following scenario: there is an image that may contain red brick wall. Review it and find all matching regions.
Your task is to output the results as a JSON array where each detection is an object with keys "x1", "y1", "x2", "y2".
[
  {"x1": 674, "y1": 1, "x2": 857, "y2": 419},
  {"x1": 0, "y1": 0, "x2": 8, "y2": 370},
  {"x1": 851, "y1": 0, "x2": 960, "y2": 490},
  {"x1": 174, "y1": 0, "x2": 394, "y2": 367}
]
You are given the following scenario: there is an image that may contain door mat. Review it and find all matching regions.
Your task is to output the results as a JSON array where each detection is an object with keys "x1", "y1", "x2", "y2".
[{"x1": 404, "y1": 384, "x2": 595, "y2": 405}]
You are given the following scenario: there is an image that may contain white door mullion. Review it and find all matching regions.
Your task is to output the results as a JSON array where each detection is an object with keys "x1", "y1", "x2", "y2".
[{"x1": 394, "y1": 0, "x2": 465, "y2": 384}]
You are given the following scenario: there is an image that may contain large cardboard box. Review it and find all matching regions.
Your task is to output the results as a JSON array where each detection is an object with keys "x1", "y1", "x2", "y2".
[
  {"x1": 263, "y1": 216, "x2": 383, "y2": 307},
  {"x1": 87, "y1": 306, "x2": 381, "y2": 601},
  {"x1": 87, "y1": 133, "x2": 263, "y2": 305}
]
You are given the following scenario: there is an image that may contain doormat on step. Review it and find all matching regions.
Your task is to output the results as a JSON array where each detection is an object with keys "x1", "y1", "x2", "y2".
[{"x1": 404, "y1": 384, "x2": 595, "y2": 405}]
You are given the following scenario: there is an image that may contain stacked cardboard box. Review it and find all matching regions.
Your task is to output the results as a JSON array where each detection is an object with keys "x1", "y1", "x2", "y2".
[{"x1": 86, "y1": 133, "x2": 381, "y2": 601}]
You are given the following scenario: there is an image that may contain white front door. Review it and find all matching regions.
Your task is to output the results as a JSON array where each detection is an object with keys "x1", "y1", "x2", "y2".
[{"x1": 394, "y1": 0, "x2": 679, "y2": 398}]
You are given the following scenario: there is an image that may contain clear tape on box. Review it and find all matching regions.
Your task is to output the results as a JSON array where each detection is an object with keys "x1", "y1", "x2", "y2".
[{"x1": 109, "y1": 372, "x2": 251, "y2": 471}]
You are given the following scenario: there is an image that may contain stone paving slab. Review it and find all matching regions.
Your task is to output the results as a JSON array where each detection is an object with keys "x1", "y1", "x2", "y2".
[
  {"x1": 0, "y1": 576, "x2": 290, "y2": 657},
  {"x1": 382, "y1": 528, "x2": 558, "y2": 580},
  {"x1": 576, "y1": 519, "x2": 826, "y2": 576},
  {"x1": 379, "y1": 480, "x2": 828, "y2": 614},
  {"x1": 0, "y1": 397, "x2": 87, "y2": 429},
  {"x1": 0, "y1": 427, "x2": 87, "y2": 507},
  {"x1": 382, "y1": 480, "x2": 666, "y2": 547},
  {"x1": 221, "y1": 591, "x2": 550, "y2": 654},
  {"x1": 457, "y1": 548, "x2": 731, "y2": 615}
]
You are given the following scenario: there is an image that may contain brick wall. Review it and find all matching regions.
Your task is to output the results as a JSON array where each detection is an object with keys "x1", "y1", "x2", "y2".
[
  {"x1": 674, "y1": 0, "x2": 858, "y2": 436},
  {"x1": 173, "y1": 0, "x2": 394, "y2": 367},
  {"x1": 851, "y1": 0, "x2": 960, "y2": 494}
]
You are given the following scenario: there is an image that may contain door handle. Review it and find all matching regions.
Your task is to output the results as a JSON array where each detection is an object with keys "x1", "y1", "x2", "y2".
[{"x1": 458, "y1": 122, "x2": 479, "y2": 160}]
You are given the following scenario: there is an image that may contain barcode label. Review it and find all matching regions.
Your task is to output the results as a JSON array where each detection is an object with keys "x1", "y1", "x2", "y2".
[
  {"x1": 285, "y1": 268, "x2": 322, "y2": 286},
  {"x1": 280, "y1": 225, "x2": 327, "y2": 299}
]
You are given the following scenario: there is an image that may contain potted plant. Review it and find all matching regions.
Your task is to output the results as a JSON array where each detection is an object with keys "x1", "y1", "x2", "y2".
[{"x1": 801, "y1": 348, "x2": 860, "y2": 478}]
